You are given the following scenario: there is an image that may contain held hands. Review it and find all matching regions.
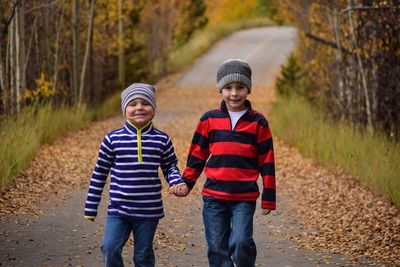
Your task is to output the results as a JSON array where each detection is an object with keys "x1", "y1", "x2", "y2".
[
  {"x1": 261, "y1": 209, "x2": 272, "y2": 215},
  {"x1": 169, "y1": 183, "x2": 189, "y2": 197}
]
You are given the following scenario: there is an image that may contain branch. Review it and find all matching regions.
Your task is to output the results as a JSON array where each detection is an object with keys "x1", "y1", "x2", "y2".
[
  {"x1": 78, "y1": 0, "x2": 96, "y2": 107},
  {"x1": 304, "y1": 32, "x2": 350, "y2": 54},
  {"x1": 283, "y1": 0, "x2": 310, "y2": 18},
  {"x1": 25, "y1": 0, "x2": 64, "y2": 14},
  {"x1": 341, "y1": 5, "x2": 400, "y2": 13},
  {"x1": 23, "y1": 14, "x2": 39, "y2": 79},
  {"x1": 1, "y1": 0, "x2": 19, "y2": 37}
]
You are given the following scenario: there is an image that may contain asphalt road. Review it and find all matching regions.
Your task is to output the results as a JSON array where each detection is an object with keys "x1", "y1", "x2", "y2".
[{"x1": 177, "y1": 27, "x2": 296, "y2": 87}]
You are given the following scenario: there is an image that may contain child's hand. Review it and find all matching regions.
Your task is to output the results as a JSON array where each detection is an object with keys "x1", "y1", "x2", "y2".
[
  {"x1": 261, "y1": 209, "x2": 271, "y2": 215},
  {"x1": 170, "y1": 183, "x2": 189, "y2": 197}
]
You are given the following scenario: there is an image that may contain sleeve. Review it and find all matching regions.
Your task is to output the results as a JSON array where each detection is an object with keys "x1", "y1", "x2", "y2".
[
  {"x1": 257, "y1": 122, "x2": 276, "y2": 210},
  {"x1": 84, "y1": 134, "x2": 115, "y2": 219},
  {"x1": 182, "y1": 117, "x2": 210, "y2": 190},
  {"x1": 160, "y1": 137, "x2": 183, "y2": 187}
]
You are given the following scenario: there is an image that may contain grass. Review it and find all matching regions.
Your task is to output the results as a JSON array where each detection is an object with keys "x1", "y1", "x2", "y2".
[
  {"x1": 269, "y1": 96, "x2": 400, "y2": 207},
  {"x1": 168, "y1": 17, "x2": 274, "y2": 73},
  {"x1": 0, "y1": 93, "x2": 120, "y2": 190}
]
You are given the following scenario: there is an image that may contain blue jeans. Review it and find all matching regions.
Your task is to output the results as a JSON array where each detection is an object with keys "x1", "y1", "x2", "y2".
[
  {"x1": 202, "y1": 196, "x2": 256, "y2": 267},
  {"x1": 101, "y1": 215, "x2": 159, "y2": 267}
]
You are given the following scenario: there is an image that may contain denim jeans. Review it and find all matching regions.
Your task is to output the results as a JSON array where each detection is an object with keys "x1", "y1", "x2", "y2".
[
  {"x1": 202, "y1": 196, "x2": 256, "y2": 267},
  {"x1": 101, "y1": 215, "x2": 159, "y2": 267}
]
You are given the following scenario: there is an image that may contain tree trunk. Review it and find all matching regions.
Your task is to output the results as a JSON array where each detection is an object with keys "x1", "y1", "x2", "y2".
[
  {"x1": 72, "y1": 0, "x2": 80, "y2": 103},
  {"x1": 23, "y1": 15, "x2": 38, "y2": 91},
  {"x1": 53, "y1": 10, "x2": 64, "y2": 94},
  {"x1": 118, "y1": 0, "x2": 125, "y2": 87},
  {"x1": 347, "y1": 0, "x2": 373, "y2": 133},
  {"x1": 329, "y1": 9, "x2": 345, "y2": 120},
  {"x1": 0, "y1": 36, "x2": 8, "y2": 114},
  {"x1": 18, "y1": 0, "x2": 26, "y2": 97},
  {"x1": 14, "y1": 0, "x2": 23, "y2": 113},
  {"x1": 9, "y1": 17, "x2": 16, "y2": 114},
  {"x1": 78, "y1": 0, "x2": 95, "y2": 107},
  {"x1": 45, "y1": 2, "x2": 52, "y2": 78}
]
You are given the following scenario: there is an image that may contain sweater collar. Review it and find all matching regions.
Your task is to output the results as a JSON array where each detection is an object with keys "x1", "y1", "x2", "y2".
[
  {"x1": 220, "y1": 100, "x2": 252, "y2": 114},
  {"x1": 124, "y1": 120, "x2": 153, "y2": 134}
]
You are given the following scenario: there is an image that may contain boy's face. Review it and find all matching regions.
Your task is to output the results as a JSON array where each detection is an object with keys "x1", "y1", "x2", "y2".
[
  {"x1": 125, "y1": 98, "x2": 154, "y2": 128},
  {"x1": 220, "y1": 82, "x2": 249, "y2": 112}
]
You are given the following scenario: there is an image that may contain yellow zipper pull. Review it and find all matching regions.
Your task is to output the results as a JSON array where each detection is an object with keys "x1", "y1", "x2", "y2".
[{"x1": 137, "y1": 128, "x2": 142, "y2": 163}]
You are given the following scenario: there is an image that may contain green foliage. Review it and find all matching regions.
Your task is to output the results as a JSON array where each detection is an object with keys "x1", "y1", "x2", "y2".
[
  {"x1": 275, "y1": 52, "x2": 304, "y2": 97},
  {"x1": 253, "y1": 0, "x2": 278, "y2": 18},
  {"x1": 270, "y1": 96, "x2": 400, "y2": 207}
]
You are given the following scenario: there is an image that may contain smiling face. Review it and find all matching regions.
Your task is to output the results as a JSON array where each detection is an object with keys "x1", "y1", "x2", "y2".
[
  {"x1": 125, "y1": 98, "x2": 155, "y2": 128},
  {"x1": 220, "y1": 82, "x2": 250, "y2": 111}
]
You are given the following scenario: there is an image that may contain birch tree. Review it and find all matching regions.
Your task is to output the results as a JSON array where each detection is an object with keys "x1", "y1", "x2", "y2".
[
  {"x1": 72, "y1": 0, "x2": 80, "y2": 103},
  {"x1": 78, "y1": 0, "x2": 95, "y2": 107},
  {"x1": 118, "y1": 0, "x2": 125, "y2": 87}
]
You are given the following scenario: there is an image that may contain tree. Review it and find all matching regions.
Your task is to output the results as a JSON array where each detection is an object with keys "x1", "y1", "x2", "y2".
[
  {"x1": 78, "y1": 0, "x2": 95, "y2": 107},
  {"x1": 276, "y1": 0, "x2": 400, "y2": 138},
  {"x1": 118, "y1": 0, "x2": 125, "y2": 87},
  {"x1": 72, "y1": 0, "x2": 80, "y2": 103}
]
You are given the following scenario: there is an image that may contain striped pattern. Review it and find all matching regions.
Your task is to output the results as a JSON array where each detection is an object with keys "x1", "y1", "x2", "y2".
[
  {"x1": 84, "y1": 121, "x2": 183, "y2": 220},
  {"x1": 182, "y1": 100, "x2": 276, "y2": 209},
  {"x1": 121, "y1": 83, "x2": 156, "y2": 114}
]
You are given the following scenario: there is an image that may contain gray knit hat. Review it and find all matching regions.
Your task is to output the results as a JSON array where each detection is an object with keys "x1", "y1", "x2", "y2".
[
  {"x1": 121, "y1": 83, "x2": 156, "y2": 115},
  {"x1": 216, "y1": 59, "x2": 252, "y2": 93}
]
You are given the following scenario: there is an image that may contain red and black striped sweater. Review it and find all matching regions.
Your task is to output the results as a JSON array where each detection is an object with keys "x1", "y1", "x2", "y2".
[{"x1": 182, "y1": 100, "x2": 276, "y2": 210}]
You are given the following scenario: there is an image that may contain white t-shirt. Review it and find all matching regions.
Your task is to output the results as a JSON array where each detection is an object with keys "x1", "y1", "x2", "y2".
[{"x1": 228, "y1": 109, "x2": 247, "y2": 130}]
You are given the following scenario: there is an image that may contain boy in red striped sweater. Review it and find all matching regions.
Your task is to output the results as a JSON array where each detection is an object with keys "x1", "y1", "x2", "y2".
[{"x1": 172, "y1": 59, "x2": 276, "y2": 267}]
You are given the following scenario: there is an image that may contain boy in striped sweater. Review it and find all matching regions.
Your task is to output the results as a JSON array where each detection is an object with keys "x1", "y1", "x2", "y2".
[
  {"x1": 84, "y1": 83, "x2": 187, "y2": 267},
  {"x1": 173, "y1": 59, "x2": 276, "y2": 267}
]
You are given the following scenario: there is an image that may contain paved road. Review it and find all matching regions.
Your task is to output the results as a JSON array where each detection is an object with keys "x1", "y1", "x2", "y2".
[
  {"x1": 177, "y1": 26, "x2": 296, "y2": 87},
  {"x1": 0, "y1": 27, "x2": 379, "y2": 267}
]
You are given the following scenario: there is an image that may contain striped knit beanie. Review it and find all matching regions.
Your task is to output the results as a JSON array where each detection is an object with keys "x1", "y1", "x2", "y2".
[
  {"x1": 216, "y1": 59, "x2": 252, "y2": 93},
  {"x1": 121, "y1": 83, "x2": 156, "y2": 115}
]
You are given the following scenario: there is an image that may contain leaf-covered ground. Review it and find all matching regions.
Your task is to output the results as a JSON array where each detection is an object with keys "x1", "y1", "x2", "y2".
[{"x1": 0, "y1": 75, "x2": 399, "y2": 266}]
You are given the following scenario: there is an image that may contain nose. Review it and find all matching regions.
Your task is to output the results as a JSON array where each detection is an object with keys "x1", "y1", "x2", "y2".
[
  {"x1": 231, "y1": 87, "x2": 239, "y2": 96},
  {"x1": 136, "y1": 103, "x2": 144, "y2": 110}
]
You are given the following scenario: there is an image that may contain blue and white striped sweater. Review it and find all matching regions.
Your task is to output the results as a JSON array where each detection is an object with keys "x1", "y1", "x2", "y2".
[{"x1": 84, "y1": 121, "x2": 183, "y2": 220}]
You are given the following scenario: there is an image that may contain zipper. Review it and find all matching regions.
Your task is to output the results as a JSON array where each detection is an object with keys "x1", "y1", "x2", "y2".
[
  {"x1": 137, "y1": 128, "x2": 143, "y2": 163},
  {"x1": 228, "y1": 112, "x2": 247, "y2": 132},
  {"x1": 127, "y1": 120, "x2": 151, "y2": 163}
]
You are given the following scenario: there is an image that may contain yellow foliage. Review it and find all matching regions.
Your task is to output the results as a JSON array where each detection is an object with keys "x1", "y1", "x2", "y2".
[
  {"x1": 22, "y1": 73, "x2": 55, "y2": 101},
  {"x1": 92, "y1": 0, "x2": 136, "y2": 56},
  {"x1": 205, "y1": 0, "x2": 257, "y2": 25}
]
